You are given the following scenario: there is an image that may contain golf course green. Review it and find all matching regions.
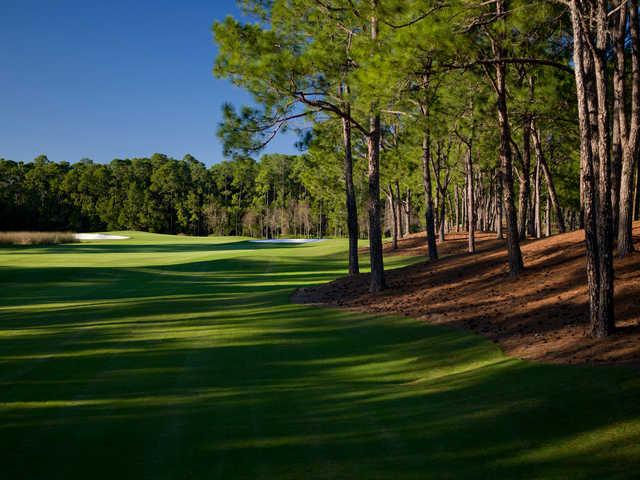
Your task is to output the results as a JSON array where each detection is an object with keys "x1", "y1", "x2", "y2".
[{"x1": 1, "y1": 232, "x2": 639, "y2": 479}]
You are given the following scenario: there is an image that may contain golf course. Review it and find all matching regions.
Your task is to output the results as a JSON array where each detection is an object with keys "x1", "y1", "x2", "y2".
[{"x1": 1, "y1": 233, "x2": 639, "y2": 479}]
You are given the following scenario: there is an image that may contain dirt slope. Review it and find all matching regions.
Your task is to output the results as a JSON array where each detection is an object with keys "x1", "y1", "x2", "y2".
[{"x1": 293, "y1": 222, "x2": 640, "y2": 366}]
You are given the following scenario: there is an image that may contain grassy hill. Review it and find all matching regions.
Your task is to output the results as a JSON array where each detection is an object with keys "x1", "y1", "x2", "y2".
[{"x1": 1, "y1": 233, "x2": 639, "y2": 479}]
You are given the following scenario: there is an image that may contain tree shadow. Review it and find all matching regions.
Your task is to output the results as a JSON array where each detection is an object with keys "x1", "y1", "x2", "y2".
[
  {"x1": 1, "y1": 238, "x2": 640, "y2": 479},
  {"x1": 1, "y1": 239, "x2": 316, "y2": 254}
]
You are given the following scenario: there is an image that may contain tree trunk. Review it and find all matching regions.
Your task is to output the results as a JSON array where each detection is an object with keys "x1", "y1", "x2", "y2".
[
  {"x1": 404, "y1": 189, "x2": 411, "y2": 236},
  {"x1": 618, "y1": 0, "x2": 640, "y2": 256},
  {"x1": 518, "y1": 117, "x2": 532, "y2": 239},
  {"x1": 367, "y1": 3, "x2": 385, "y2": 293},
  {"x1": 494, "y1": 50, "x2": 523, "y2": 272},
  {"x1": 496, "y1": 168, "x2": 503, "y2": 238},
  {"x1": 394, "y1": 183, "x2": 403, "y2": 236},
  {"x1": 612, "y1": 117, "x2": 622, "y2": 236},
  {"x1": 534, "y1": 155, "x2": 541, "y2": 238},
  {"x1": 367, "y1": 0, "x2": 386, "y2": 293},
  {"x1": 532, "y1": 124, "x2": 565, "y2": 233},
  {"x1": 612, "y1": 0, "x2": 628, "y2": 239},
  {"x1": 466, "y1": 146, "x2": 475, "y2": 254},
  {"x1": 545, "y1": 193, "x2": 551, "y2": 237},
  {"x1": 634, "y1": 158, "x2": 640, "y2": 220},
  {"x1": 387, "y1": 186, "x2": 398, "y2": 250},
  {"x1": 592, "y1": 1, "x2": 615, "y2": 336},
  {"x1": 454, "y1": 184, "x2": 461, "y2": 233},
  {"x1": 422, "y1": 132, "x2": 438, "y2": 260},
  {"x1": 341, "y1": 109, "x2": 360, "y2": 275},
  {"x1": 393, "y1": 180, "x2": 402, "y2": 237},
  {"x1": 612, "y1": 42, "x2": 623, "y2": 236},
  {"x1": 571, "y1": 4, "x2": 602, "y2": 336},
  {"x1": 618, "y1": 151, "x2": 637, "y2": 256},
  {"x1": 489, "y1": 0, "x2": 523, "y2": 273},
  {"x1": 462, "y1": 183, "x2": 467, "y2": 234},
  {"x1": 447, "y1": 194, "x2": 455, "y2": 235},
  {"x1": 438, "y1": 190, "x2": 446, "y2": 242},
  {"x1": 571, "y1": 0, "x2": 614, "y2": 337},
  {"x1": 367, "y1": 113, "x2": 385, "y2": 292}
]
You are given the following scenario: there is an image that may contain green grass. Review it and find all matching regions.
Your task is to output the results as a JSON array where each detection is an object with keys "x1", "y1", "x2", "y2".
[{"x1": 1, "y1": 232, "x2": 639, "y2": 479}]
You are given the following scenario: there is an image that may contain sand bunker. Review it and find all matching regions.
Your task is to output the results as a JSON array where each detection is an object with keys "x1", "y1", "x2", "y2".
[
  {"x1": 74, "y1": 233, "x2": 130, "y2": 240},
  {"x1": 249, "y1": 238, "x2": 324, "y2": 244}
]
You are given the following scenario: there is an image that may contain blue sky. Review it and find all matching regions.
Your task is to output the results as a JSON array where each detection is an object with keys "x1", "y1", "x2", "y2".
[{"x1": 0, "y1": 0, "x2": 298, "y2": 165}]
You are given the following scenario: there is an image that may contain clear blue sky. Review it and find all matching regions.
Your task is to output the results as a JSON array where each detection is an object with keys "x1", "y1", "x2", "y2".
[{"x1": 0, "y1": 0, "x2": 297, "y2": 165}]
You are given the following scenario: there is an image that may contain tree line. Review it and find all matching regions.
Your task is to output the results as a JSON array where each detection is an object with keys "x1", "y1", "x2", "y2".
[
  {"x1": 213, "y1": 0, "x2": 640, "y2": 338},
  {"x1": 0, "y1": 152, "x2": 370, "y2": 238}
]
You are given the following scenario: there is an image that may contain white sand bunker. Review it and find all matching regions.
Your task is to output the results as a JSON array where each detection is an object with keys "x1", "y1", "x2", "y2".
[
  {"x1": 74, "y1": 233, "x2": 130, "y2": 240},
  {"x1": 249, "y1": 238, "x2": 324, "y2": 244}
]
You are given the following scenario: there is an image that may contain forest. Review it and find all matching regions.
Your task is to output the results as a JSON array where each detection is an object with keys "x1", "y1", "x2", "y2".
[
  {"x1": 211, "y1": 0, "x2": 640, "y2": 339},
  {"x1": 0, "y1": 152, "x2": 356, "y2": 238},
  {"x1": 3, "y1": 1, "x2": 640, "y2": 477}
]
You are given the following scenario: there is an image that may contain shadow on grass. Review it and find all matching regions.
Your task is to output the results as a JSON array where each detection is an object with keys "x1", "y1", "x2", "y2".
[
  {"x1": 0, "y1": 239, "x2": 317, "y2": 255},
  {"x1": 1, "y1": 241, "x2": 639, "y2": 479}
]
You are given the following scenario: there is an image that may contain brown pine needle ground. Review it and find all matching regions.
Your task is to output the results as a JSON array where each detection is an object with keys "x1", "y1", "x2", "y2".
[{"x1": 293, "y1": 221, "x2": 640, "y2": 366}]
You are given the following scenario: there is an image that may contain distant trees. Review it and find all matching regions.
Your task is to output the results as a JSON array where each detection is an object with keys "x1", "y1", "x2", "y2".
[{"x1": 0, "y1": 153, "x2": 366, "y2": 239}]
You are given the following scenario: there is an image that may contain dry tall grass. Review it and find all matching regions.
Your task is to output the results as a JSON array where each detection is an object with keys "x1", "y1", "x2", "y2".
[{"x1": 0, "y1": 231, "x2": 78, "y2": 246}]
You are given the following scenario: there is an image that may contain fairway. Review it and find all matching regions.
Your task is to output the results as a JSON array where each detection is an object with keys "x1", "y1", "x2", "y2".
[{"x1": 1, "y1": 233, "x2": 639, "y2": 479}]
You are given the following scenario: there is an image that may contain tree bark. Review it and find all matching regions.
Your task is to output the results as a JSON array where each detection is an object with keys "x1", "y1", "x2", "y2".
[
  {"x1": 447, "y1": 194, "x2": 455, "y2": 234},
  {"x1": 454, "y1": 184, "x2": 461, "y2": 233},
  {"x1": 534, "y1": 155, "x2": 541, "y2": 238},
  {"x1": 495, "y1": 65, "x2": 523, "y2": 270},
  {"x1": 438, "y1": 196, "x2": 446, "y2": 242},
  {"x1": 592, "y1": 0, "x2": 615, "y2": 336},
  {"x1": 612, "y1": 0, "x2": 626, "y2": 236},
  {"x1": 404, "y1": 189, "x2": 411, "y2": 236},
  {"x1": 462, "y1": 182, "x2": 467, "y2": 234},
  {"x1": 393, "y1": 183, "x2": 401, "y2": 236},
  {"x1": 545, "y1": 193, "x2": 551, "y2": 237},
  {"x1": 466, "y1": 145, "x2": 475, "y2": 254},
  {"x1": 491, "y1": 0, "x2": 523, "y2": 274},
  {"x1": 367, "y1": 112, "x2": 385, "y2": 292},
  {"x1": 618, "y1": 0, "x2": 640, "y2": 256},
  {"x1": 495, "y1": 168, "x2": 503, "y2": 238},
  {"x1": 422, "y1": 132, "x2": 438, "y2": 260},
  {"x1": 570, "y1": 0, "x2": 614, "y2": 337},
  {"x1": 571, "y1": 2, "x2": 602, "y2": 336},
  {"x1": 532, "y1": 124, "x2": 565, "y2": 233},
  {"x1": 386, "y1": 185, "x2": 398, "y2": 250},
  {"x1": 341, "y1": 107, "x2": 360, "y2": 275},
  {"x1": 518, "y1": 116, "x2": 532, "y2": 239},
  {"x1": 431, "y1": 140, "x2": 450, "y2": 242},
  {"x1": 634, "y1": 158, "x2": 640, "y2": 221},
  {"x1": 367, "y1": 2, "x2": 385, "y2": 293},
  {"x1": 395, "y1": 180, "x2": 403, "y2": 237}
]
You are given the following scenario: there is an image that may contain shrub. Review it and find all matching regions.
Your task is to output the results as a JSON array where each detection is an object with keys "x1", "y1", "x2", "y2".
[{"x1": 0, "y1": 231, "x2": 78, "y2": 246}]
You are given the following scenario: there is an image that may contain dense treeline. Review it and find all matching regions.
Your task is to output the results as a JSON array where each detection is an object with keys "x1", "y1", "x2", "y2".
[
  {"x1": 0, "y1": 153, "x2": 369, "y2": 238},
  {"x1": 212, "y1": 0, "x2": 640, "y2": 337}
]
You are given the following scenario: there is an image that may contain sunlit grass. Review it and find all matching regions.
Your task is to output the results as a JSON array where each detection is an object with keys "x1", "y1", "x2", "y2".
[{"x1": 1, "y1": 232, "x2": 639, "y2": 479}]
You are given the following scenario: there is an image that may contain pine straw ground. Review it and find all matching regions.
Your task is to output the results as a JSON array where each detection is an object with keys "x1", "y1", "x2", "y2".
[{"x1": 293, "y1": 221, "x2": 640, "y2": 366}]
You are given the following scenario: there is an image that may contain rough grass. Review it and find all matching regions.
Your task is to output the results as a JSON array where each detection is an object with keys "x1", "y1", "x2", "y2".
[
  {"x1": 0, "y1": 231, "x2": 77, "y2": 245},
  {"x1": 1, "y1": 232, "x2": 639, "y2": 479}
]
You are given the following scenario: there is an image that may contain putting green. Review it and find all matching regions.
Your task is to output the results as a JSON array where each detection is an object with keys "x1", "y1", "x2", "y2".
[{"x1": 1, "y1": 232, "x2": 639, "y2": 479}]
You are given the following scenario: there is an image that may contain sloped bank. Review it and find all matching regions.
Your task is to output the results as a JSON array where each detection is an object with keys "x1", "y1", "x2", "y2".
[{"x1": 293, "y1": 223, "x2": 640, "y2": 366}]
